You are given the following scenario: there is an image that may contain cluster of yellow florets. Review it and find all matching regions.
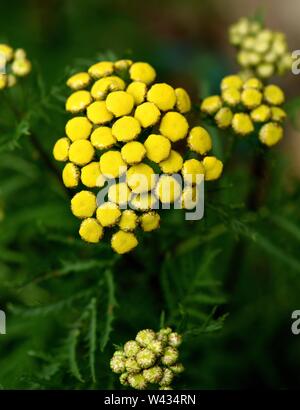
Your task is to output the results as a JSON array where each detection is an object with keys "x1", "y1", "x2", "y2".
[
  {"x1": 53, "y1": 59, "x2": 223, "y2": 254},
  {"x1": 201, "y1": 75, "x2": 286, "y2": 147},
  {"x1": 0, "y1": 44, "x2": 31, "y2": 90},
  {"x1": 110, "y1": 327, "x2": 184, "y2": 390},
  {"x1": 229, "y1": 18, "x2": 293, "y2": 79}
]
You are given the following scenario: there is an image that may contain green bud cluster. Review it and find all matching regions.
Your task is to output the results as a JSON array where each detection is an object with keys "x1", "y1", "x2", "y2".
[
  {"x1": 110, "y1": 327, "x2": 184, "y2": 390},
  {"x1": 229, "y1": 17, "x2": 293, "y2": 78}
]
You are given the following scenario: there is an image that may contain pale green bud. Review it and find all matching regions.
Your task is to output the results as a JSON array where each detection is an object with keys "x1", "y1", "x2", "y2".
[
  {"x1": 168, "y1": 332, "x2": 182, "y2": 348},
  {"x1": 161, "y1": 347, "x2": 179, "y2": 366},
  {"x1": 128, "y1": 373, "x2": 148, "y2": 390},
  {"x1": 136, "y1": 329, "x2": 156, "y2": 347},
  {"x1": 170, "y1": 363, "x2": 185, "y2": 374},
  {"x1": 159, "y1": 368, "x2": 174, "y2": 387},
  {"x1": 125, "y1": 357, "x2": 141, "y2": 374},
  {"x1": 136, "y1": 348, "x2": 156, "y2": 369},
  {"x1": 124, "y1": 340, "x2": 140, "y2": 357},
  {"x1": 143, "y1": 366, "x2": 163, "y2": 384},
  {"x1": 148, "y1": 339, "x2": 164, "y2": 355},
  {"x1": 120, "y1": 372, "x2": 129, "y2": 386},
  {"x1": 110, "y1": 354, "x2": 126, "y2": 374}
]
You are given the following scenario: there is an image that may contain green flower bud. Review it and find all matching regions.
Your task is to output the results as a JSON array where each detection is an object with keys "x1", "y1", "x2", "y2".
[
  {"x1": 128, "y1": 373, "x2": 148, "y2": 390},
  {"x1": 168, "y1": 332, "x2": 182, "y2": 348},
  {"x1": 120, "y1": 372, "x2": 129, "y2": 386},
  {"x1": 110, "y1": 354, "x2": 126, "y2": 374},
  {"x1": 143, "y1": 366, "x2": 163, "y2": 384},
  {"x1": 159, "y1": 368, "x2": 174, "y2": 387},
  {"x1": 136, "y1": 348, "x2": 156, "y2": 369},
  {"x1": 125, "y1": 357, "x2": 141, "y2": 374},
  {"x1": 136, "y1": 329, "x2": 156, "y2": 347},
  {"x1": 124, "y1": 340, "x2": 140, "y2": 357},
  {"x1": 148, "y1": 339, "x2": 164, "y2": 355},
  {"x1": 161, "y1": 347, "x2": 179, "y2": 366},
  {"x1": 170, "y1": 363, "x2": 185, "y2": 374}
]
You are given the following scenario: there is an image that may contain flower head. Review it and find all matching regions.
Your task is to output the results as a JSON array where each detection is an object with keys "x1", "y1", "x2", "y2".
[{"x1": 0, "y1": 44, "x2": 31, "y2": 90}]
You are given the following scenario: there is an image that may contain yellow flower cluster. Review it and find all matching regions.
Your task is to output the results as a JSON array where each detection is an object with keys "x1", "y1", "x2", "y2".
[
  {"x1": 229, "y1": 17, "x2": 293, "y2": 78},
  {"x1": 0, "y1": 44, "x2": 31, "y2": 90},
  {"x1": 53, "y1": 59, "x2": 223, "y2": 254},
  {"x1": 201, "y1": 75, "x2": 286, "y2": 147},
  {"x1": 110, "y1": 327, "x2": 184, "y2": 390}
]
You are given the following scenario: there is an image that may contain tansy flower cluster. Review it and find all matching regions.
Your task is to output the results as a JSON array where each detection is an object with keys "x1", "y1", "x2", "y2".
[
  {"x1": 110, "y1": 328, "x2": 184, "y2": 390},
  {"x1": 53, "y1": 59, "x2": 223, "y2": 254},
  {"x1": 229, "y1": 17, "x2": 293, "y2": 79},
  {"x1": 201, "y1": 74, "x2": 286, "y2": 147},
  {"x1": 0, "y1": 44, "x2": 31, "y2": 90}
]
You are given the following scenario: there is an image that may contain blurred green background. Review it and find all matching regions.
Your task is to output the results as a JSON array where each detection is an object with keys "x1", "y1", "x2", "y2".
[{"x1": 0, "y1": 0, "x2": 300, "y2": 389}]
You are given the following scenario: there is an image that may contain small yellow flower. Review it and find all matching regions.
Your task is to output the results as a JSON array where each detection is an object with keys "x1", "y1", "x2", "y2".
[
  {"x1": 134, "y1": 102, "x2": 161, "y2": 128},
  {"x1": 264, "y1": 84, "x2": 285, "y2": 105},
  {"x1": 111, "y1": 230, "x2": 138, "y2": 254},
  {"x1": 0, "y1": 74, "x2": 8, "y2": 90},
  {"x1": 121, "y1": 141, "x2": 146, "y2": 165},
  {"x1": 221, "y1": 75, "x2": 243, "y2": 90},
  {"x1": 128, "y1": 373, "x2": 147, "y2": 390},
  {"x1": 175, "y1": 88, "x2": 191, "y2": 113},
  {"x1": 65, "y1": 117, "x2": 92, "y2": 141},
  {"x1": 131, "y1": 193, "x2": 157, "y2": 211},
  {"x1": 203, "y1": 156, "x2": 223, "y2": 181},
  {"x1": 71, "y1": 191, "x2": 97, "y2": 218},
  {"x1": 232, "y1": 113, "x2": 254, "y2": 135},
  {"x1": 79, "y1": 218, "x2": 103, "y2": 243},
  {"x1": 106, "y1": 91, "x2": 134, "y2": 117},
  {"x1": 140, "y1": 212, "x2": 160, "y2": 232},
  {"x1": 68, "y1": 139, "x2": 95, "y2": 165},
  {"x1": 250, "y1": 104, "x2": 271, "y2": 122},
  {"x1": 127, "y1": 163, "x2": 155, "y2": 193},
  {"x1": 200, "y1": 95, "x2": 222, "y2": 115},
  {"x1": 187, "y1": 126, "x2": 212, "y2": 155},
  {"x1": 222, "y1": 87, "x2": 241, "y2": 106},
  {"x1": 81, "y1": 162, "x2": 105, "y2": 188},
  {"x1": 181, "y1": 159, "x2": 205, "y2": 185},
  {"x1": 11, "y1": 58, "x2": 31, "y2": 77},
  {"x1": 271, "y1": 106, "x2": 286, "y2": 122},
  {"x1": 66, "y1": 72, "x2": 91, "y2": 90},
  {"x1": 99, "y1": 150, "x2": 127, "y2": 178},
  {"x1": 86, "y1": 101, "x2": 114, "y2": 124},
  {"x1": 159, "y1": 111, "x2": 189, "y2": 142},
  {"x1": 243, "y1": 77, "x2": 262, "y2": 90},
  {"x1": 241, "y1": 88, "x2": 262, "y2": 109},
  {"x1": 65, "y1": 90, "x2": 92, "y2": 113},
  {"x1": 129, "y1": 62, "x2": 156, "y2": 85},
  {"x1": 215, "y1": 107, "x2": 233, "y2": 128},
  {"x1": 159, "y1": 150, "x2": 183, "y2": 174},
  {"x1": 108, "y1": 183, "x2": 132, "y2": 206},
  {"x1": 112, "y1": 116, "x2": 141, "y2": 142},
  {"x1": 155, "y1": 175, "x2": 181, "y2": 204},
  {"x1": 88, "y1": 61, "x2": 114, "y2": 78},
  {"x1": 256, "y1": 63, "x2": 274, "y2": 78},
  {"x1": 96, "y1": 202, "x2": 121, "y2": 227},
  {"x1": 91, "y1": 76, "x2": 125, "y2": 100},
  {"x1": 181, "y1": 186, "x2": 199, "y2": 210},
  {"x1": 119, "y1": 210, "x2": 138, "y2": 232},
  {"x1": 144, "y1": 134, "x2": 171, "y2": 163},
  {"x1": 114, "y1": 59, "x2": 132, "y2": 70},
  {"x1": 0, "y1": 44, "x2": 14, "y2": 61},
  {"x1": 62, "y1": 162, "x2": 80, "y2": 188},
  {"x1": 126, "y1": 81, "x2": 147, "y2": 105},
  {"x1": 259, "y1": 122, "x2": 283, "y2": 146},
  {"x1": 53, "y1": 137, "x2": 70, "y2": 161},
  {"x1": 90, "y1": 126, "x2": 116, "y2": 150},
  {"x1": 147, "y1": 83, "x2": 176, "y2": 111}
]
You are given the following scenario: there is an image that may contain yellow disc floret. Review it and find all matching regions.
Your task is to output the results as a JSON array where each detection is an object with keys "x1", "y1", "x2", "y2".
[
  {"x1": 175, "y1": 88, "x2": 191, "y2": 113},
  {"x1": 215, "y1": 107, "x2": 233, "y2": 128},
  {"x1": 79, "y1": 218, "x2": 103, "y2": 243},
  {"x1": 62, "y1": 163, "x2": 80, "y2": 188},
  {"x1": 127, "y1": 163, "x2": 155, "y2": 193},
  {"x1": 221, "y1": 75, "x2": 243, "y2": 90},
  {"x1": 159, "y1": 112, "x2": 189, "y2": 142},
  {"x1": 264, "y1": 85, "x2": 285, "y2": 105},
  {"x1": 66, "y1": 90, "x2": 92, "y2": 113},
  {"x1": 232, "y1": 113, "x2": 254, "y2": 135},
  {"x1": 68, "y1": 139, "x2": 95, "y2": 165},
  {"x1": 96, "y1": 202, "x2": 121, "y2": 227},
  {"x1": 112, "y1": 116, "x2": 141, "y2": 142},
  {"x1": 81, "y1": 162, "x2": 105, "y2": 188},
  {"x1": 187, "y1": 126, "x2": 212, "y2": 155},
  {"x1": 203, "y1": 156, "x2": 223, "y2": 181},
  {"x1": 67, "y1": 72, "x2": 91, "y2": 90},
  {"x1": 159, "y1": 150, "x2": 183, "y2": 174},
  {"x1": 99, "y1": 150, "x2": 127, "y2": 178},
  {"x1": 134, "y1": 102, "x2": 160, "y2": 128},
  {"x1": 90, "y1": 127, "x2": 116, "y2": 150},
  {"x1": 144, "y1": 134, "x2": 171, "y2": 163},
  {"x1": 53, "y1": 137, "x2": 70, "y2": 161},
  {"x1": 259, "y1": 122, "x2": 283, "y2": 146},
  {"x1": 87, "y1": 101, "x2": 114, "y2": 124},
  {"x1": 111, "y1": 231, "x2": 138, "y2": 254},
  {"x1": 140, "y1": 212, "x2": 160, "y2": 232},
  {"x1": 201, "y1": 96, "x2": 222, "y2": 115},
  {"x1": 126, "y1": 81, "x2": 147, "y2": 105},
  {"x1": 88, "y1": 61, "x2": 114, "y2": 78},
  {"x1": 250, "y1": 105, "x2": 271, "y2": 122},
  {"x1": 91, "y1": 76, "x2": 126, "y2": 100},
  {"x1": 121, "y1": 141, "x2": 146, "y2": 165},
  {"x1": 119, "y1": 210, "x2": 138, "y2": 232},
  {"x1": 155, "y1": 175, "x2": 182, "y2": 204},
  {"x1": 106, "y1": 91, "x2": 134, "y2": 117},
  {"x1": 65, "y1": 117, "x2": 93, "y2": 141},
  {"x1": 108, "y1": 183, "x2": 132, "y2": 206},
  {"x1": 71, "y1": 191, "x2": 97, "y2": 218},
  {"x1": 147, "y1": 83, "x2": 176, "y2": 111},
  {"x1": 181, "y1": 159, "x2": 205, "y2": 185},
  {"x1": 129, "y1": 62, "x2": 156, "y2": 85}
]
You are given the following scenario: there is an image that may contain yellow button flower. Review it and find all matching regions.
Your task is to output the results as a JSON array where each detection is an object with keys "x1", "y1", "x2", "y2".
[
  {"x1": 88, "y1": 61, "x2": 114, "y2": 78},
  {"x1": 129, "y1": 62, "x2": 156, "y2": 85},
  {"x1": 111, "y1": 231, "x2": 138, "y2": 254},
  {"x1": 91, "y1": 76, "x2": 125, "y2": 100},
  {"x1": 140, "y1": 212, "x2": 160, "y2": 232},
  {"x1": 66, "y1": 72, "x2": 91, "y2": 90},
  {"x1": 175, "y1": 88, "x2": 191, "y2": 113},
  {"x1": 215, "y1": 107, "x2": 233, "y2": 128},
  {"x1": 69, "y1": 139, "x2": 95, "y2": 165},
  {"x1": 243, "y1": 78, "x2": 262, "y2": 90},
  {"x1": 144, "y1": 134, "x2": 171, "y2": 163},
  {"x1": 187, "y1": 126, "x2": 212, "y2": 155},
  {"x1": 159, "y1": 112, "x2": 189, "y2": 142},
  {"x1": 62, "y1": 163, "x2": 80, "y2": 188},
  {"x1": 96, "y1": 202, "x2": 121, "y2": 227},
  {"x1": 79, "y1": 218, "x2": 104, "y2": 243},
  {"x1": 232, "y1": 113, "x2": 254, "y2": 135},
  {"x1": 203, "y1": 156, "x2": 223, "y2": 181},
  {"x1": 159, "y1": 150, "x2": 183, "y2": 174},
  {"x1": 156, "y1": 175, "x2": 181, "y2": 204},
  {"x1": 119, "y1": 210, "x2": 138, "y2": 232},
  {"x1": 131, "y1": 193, "x2": 157, "y2": 211},
  {"x1": 53, "y1": 137, "x2": 70, "y2": 161},
  {"x1": 71, "y1": 191, "x2": 97, "y2": 218},
  {"x1": 271, "y1": 107, "x2": 286, "y2": 122},
  {"x1": 181, "y1": 159, "x2": 205, "y2": 185},
  {"x1": 147, "y1": 83, "x2": 176, "y2": 111},
  {"x1": 106, "y1": 91, "x2": 134, "y2": 117},
  {"x1": 134, "y1": 102, "x2": 160, "y2": 127},
  {"x1": 221, "y1": 75, "x2": 243, "y2": 90},
  {"x1": 200, "y1": 96, "x2": 222, "y2": 115},
  {"x1": 121, "y1": 141, "x2": 146, "y2": 164},
  {"x1": 222, "y1": 88, "x2": 241, "y2": 106},
  {"x1": 257, "y1": 63, "x2": 274, "y2": 79},
  {"x1": 66, "y1": 90, "x2": 92, "y2": 113},
  {"x1": 65, "y1": 117, "x2": 92, "y2": 141},
  {"x1": 81, "y1": 162, "x2": 105, "y2": 188},
  {"x1": 90, "y1": 127, "x2": 116, "y2": 150},
  {"x1": 99, "y1": 150, "x2": 127, "y2": 178},
  {"x1": 259, "y1": 122, "x2": 283, "y2": 146},
  {"x1": 127, "y1": 163, "x2": 155, "y2": 193},
  {"x1": 112, "y1": 116, "x2": 141, "y2": 142},
  {"x1": 0, "y1": 74, "x2": 8, "y2": 90},
  {"x1": 127, "y1": 81, "x2": 147, "y2": 105},
  {"x1": 241, "y1": 88, "x2": 262, "y2": 109},
  {"x1": 11, "y1": 58, "x2": 31, "y2": 77},
  {"x1": 114, "y1": 59, "x2": 132, "y2": 70},
  {"x1": 264, "y1": 85, "x2": 285, "y2": 105},
  {"x1": 181, "y1": 186, "x2": 199, "y2": 210},
  {"x1": 0, "y1": 44, "x2": 13, "y2": 61},
  {"x1": 87, "y1": 101, "x2": 114, "y2": 124},
  {"x1": 108, "y1": 183, "x2": 132, "y2": 205},
  {"x1": 250, "y1": 105, "x2": 271, "y2": 122}
]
